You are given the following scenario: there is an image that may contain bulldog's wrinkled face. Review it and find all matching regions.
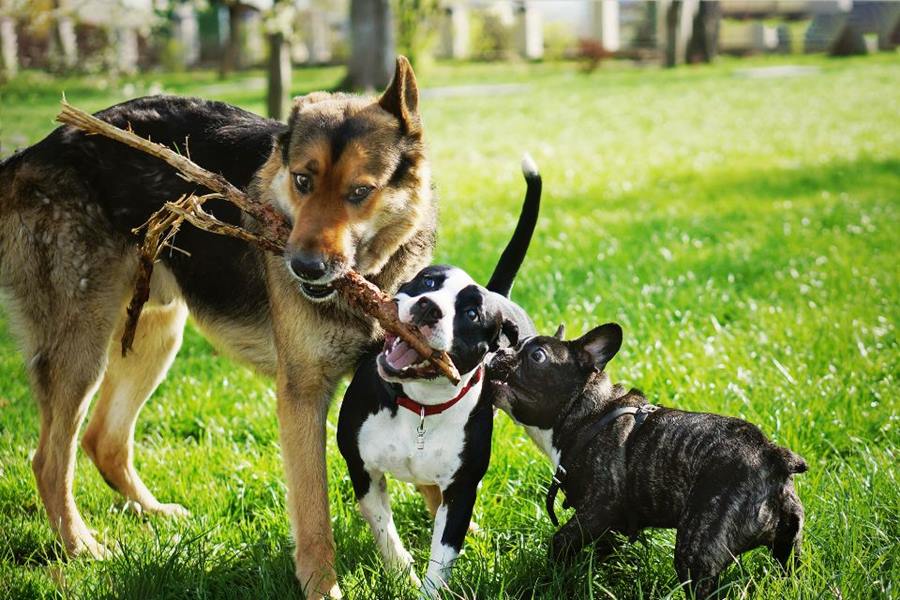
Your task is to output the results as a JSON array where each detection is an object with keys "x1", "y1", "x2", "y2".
[
  {"x1": 377, "y1": 265, "x2": 515, "y2": 383},
  {"x1": 489, "y1": 323, "x2": 623, "y2": 428}
]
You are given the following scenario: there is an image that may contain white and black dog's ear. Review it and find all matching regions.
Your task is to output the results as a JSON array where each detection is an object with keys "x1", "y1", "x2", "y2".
[
  {"x1": 574, "y1": 323, "x2": 622, "y2": 373},
  {"x1": 501, "y1": 319, "x2": 520, "y2": 346}
]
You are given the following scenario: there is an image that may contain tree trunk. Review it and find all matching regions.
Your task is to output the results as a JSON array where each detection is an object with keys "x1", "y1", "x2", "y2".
[
  {"x1": 49, "y1": 0, "x2": 77, "y2": 73},
  {"x1": 0, "y1": 17, "x2": 17, "y2": 80},
  {"x1": 348, "y1": 0, "x2": 395, "y2": 91},
  {"x1": 267, "y1": 32, "x2": 291, "y2": 120},
  {"x1": 687, "y1": 1, "x2": 720, "y2": 63},
  {"x1": 663, "y1": 0, "x2": 680, "y2": 68},
  {"x1": 220, "y1": 4, "x2": 242, "y2": 80}
]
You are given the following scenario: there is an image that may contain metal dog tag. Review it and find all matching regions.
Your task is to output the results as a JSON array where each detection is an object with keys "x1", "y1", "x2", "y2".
[{"x1": 416, "y1": 408, "x2": 426, "y2": 450}]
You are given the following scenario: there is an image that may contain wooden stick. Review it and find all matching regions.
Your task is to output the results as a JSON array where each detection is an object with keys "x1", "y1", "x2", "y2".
[
  {"x1": 57, "y1": 102, "x2": 460, "y2": 383},
  {"x1": 56, "y1": 100, "x2": 291, "y2": 242}
]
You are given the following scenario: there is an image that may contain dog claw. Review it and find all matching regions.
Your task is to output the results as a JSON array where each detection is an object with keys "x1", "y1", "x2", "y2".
[
  {"x1": 149, "y1": 502, "x2": 190, "y2": 518},
  {"x1": 122, "y1": 500, "x2": 189, "y2": 518},
  {"x1": 70, "y1": 535, "x2": 111, "y2": 560}
]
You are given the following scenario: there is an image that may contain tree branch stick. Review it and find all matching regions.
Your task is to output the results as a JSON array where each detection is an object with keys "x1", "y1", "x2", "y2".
[{"x1": 56, "y1": 100, "x2": 291, "y2": 241}]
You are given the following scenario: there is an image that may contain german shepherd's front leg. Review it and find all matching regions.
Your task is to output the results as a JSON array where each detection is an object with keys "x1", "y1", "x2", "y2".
[{"x1": 276, "y1": 364, "x2": 342, "y2": 599}]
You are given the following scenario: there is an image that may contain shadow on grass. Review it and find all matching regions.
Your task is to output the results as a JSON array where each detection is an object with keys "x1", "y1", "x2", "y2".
[
  {"x1": 492, "y1": 533, "x2": 793, "y2": 600},
  {"x1": 78, "y1": 528, "x2": 304, "y2": 600}
]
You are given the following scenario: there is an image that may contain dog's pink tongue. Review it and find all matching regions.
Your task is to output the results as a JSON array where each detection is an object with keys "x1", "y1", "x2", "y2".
[{"x1": 387, "y1": 340, "x2": 421, "y2": 369}]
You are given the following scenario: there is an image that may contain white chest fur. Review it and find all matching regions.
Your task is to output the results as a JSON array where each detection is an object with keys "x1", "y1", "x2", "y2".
[{"x1": 357, "y1": 380, "x2": 482, "y2": 488}]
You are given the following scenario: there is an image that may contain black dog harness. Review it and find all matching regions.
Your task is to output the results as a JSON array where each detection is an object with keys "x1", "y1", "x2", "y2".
[{"x1": 545, "y1": 403, "x2": 659, "y2": 527}]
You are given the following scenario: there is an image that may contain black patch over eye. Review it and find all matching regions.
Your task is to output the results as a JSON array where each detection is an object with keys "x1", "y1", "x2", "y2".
[
  {"x1": 293, "y1": 173, "x2": 311, "y2": 194},
  {"x1": 348, "y1": 185, "x2": 373, "y2": 204},
  {"x1": 465, "y1": 308, "x2": 479, "y2": 322},
  {"x1": 423, "y1": 277, "x2": 435, "y2": 289},
  {"x1": 530, "y1": 347, "x2": 547, "y2": 363}
]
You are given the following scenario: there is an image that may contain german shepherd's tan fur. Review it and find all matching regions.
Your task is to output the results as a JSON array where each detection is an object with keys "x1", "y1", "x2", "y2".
[{"x1": 0, "y1": 57, "x2": 434, "y2": 598}]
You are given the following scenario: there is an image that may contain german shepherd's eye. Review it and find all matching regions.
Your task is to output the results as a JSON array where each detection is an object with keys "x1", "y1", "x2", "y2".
[
  {"x1": 465, "y1": 308, "x2": 479, "y2": 322},
  {"x1": 348, "y1": 185, "x2": 373, "y2": 204},
  {"x1": 293, "y1": 173, "x2": 312, "y2": 194},
  {"x1": 530, "y1": 347, "x2": 547, "y2": 363}
]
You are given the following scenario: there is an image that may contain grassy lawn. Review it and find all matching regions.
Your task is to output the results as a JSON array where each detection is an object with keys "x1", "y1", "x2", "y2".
[{"x1": 1, "y1": 54, "x2": 898, "y2": 599}]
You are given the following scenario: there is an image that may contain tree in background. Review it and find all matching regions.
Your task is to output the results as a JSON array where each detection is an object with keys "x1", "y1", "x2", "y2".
[
  {"x1": 687, "y1": 0, "x2": 720, "y2": 63},
  {"x1": 217, "y1": 0, "x2": 245, "y2": 79},
  {"x1": 48, "y1": 0, "x2": 77, "y2": 73},
  {"x1": 347, "y1": 0, "x2": 394, "y2": 90},
  {"x1": 395, "y1": 0, "x2": 438, "y2": 70},
  {"x1": 0, "y1": 0, "x2": 25, "y2": 80},
  {"x1": 265, "y1": 0, "x2": 293, "y2": 120}
]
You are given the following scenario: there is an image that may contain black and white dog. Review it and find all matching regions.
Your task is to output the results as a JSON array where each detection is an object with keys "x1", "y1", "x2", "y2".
[{"x1": 337, "y1": 157, "x2": 540, "y2": 597}]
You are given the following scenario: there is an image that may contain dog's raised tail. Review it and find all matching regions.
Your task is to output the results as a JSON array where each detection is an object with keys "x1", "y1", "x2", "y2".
[{"x1": 486, "y1": 153, "x2": 541, "y2": 297}]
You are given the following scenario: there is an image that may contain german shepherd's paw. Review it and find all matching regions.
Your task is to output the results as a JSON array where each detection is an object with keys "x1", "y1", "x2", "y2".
[
  {"x1": 67, "y1": 531, "x2": 111, "y2": 560},
  {"x1": 122, "y1": 499, "x2": 190, "y2": 518}
]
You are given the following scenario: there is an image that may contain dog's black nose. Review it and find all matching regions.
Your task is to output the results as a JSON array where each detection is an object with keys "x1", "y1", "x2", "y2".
[
  {"x1": 411, "y1": 296, "x2": 442, "y2": 326},
  {"x1": 289, "y1": 252, "x2": 327, "y2": 281}
]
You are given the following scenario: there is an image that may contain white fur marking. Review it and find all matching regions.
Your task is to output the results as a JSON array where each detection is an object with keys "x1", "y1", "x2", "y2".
[
  {"x1": 521, "y1": 152, "x2": 539, "y2": 177},
  {"x1": 269, "y1": 167, "x2": 293, "y2": 217},
  {"x1": 524, "y1": 426, "x2": 561, "y2": 468},
  {"x1": 421, "y1": 506, "x2": 458, "y2": 598},
  {"x1": 357, "y1": 378, "x2": 481, "y2": 487}
]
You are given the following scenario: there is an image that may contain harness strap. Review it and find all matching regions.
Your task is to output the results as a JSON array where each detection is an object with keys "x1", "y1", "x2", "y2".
[{"x1": 545, "y1": 403, "x2": 659, "y2": 527}]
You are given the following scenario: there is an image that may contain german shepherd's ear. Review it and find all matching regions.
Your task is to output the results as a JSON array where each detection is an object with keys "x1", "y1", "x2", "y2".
[{"x1": 378, "y1": 56, "x2": 420, "y2": 135}]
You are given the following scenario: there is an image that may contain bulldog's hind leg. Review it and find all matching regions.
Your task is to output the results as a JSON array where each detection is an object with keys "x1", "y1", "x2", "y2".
[{"x1": 81, "y1": 297, "x2": 188, "y2": 517}]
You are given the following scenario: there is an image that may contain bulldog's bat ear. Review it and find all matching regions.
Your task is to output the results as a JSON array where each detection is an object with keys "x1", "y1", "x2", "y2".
[
  {"x1": 378, "y1": 56, "x2": 420, "y2": 135},
  {"x1": 575, "y1": 323, "x2": 622, "y2": 373},
  {"x1": 553, "y1": 324, "x2": 566, "y2": 340}
]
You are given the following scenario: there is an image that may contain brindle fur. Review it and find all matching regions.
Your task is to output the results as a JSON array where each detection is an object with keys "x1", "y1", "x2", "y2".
[
  {"x1": 0, "y1": 57, "x2": 434, "y2": 599},
  {"x1": 489, "y1": 326, "x2": 807, "y2": 599}
]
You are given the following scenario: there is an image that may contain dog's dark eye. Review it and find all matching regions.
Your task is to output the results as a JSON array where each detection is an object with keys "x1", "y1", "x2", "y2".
[
  {"x1": 293, "y1": 173, "x2": 311, "y2": 194},
  {"x1": 348, "y1": 185, "x2": 372, "y2": 204},
  {"x1": 423, "y1": 277, "x2": 435, "y2": 289},
  {"x1": 530, "y1": 348, "x2": 547, "y2": 363},
  {"x1": 465, "y1": 308, "x2": 479, "y2": 322}
]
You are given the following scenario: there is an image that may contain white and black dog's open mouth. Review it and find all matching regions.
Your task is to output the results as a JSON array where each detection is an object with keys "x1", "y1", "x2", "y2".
[{"x1": 377, "y1": 331, "x2": 441, "y2": 380}]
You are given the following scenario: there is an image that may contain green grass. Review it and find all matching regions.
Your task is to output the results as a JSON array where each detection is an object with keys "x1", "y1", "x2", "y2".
[{"x1": 1, "y1": 54, "x2": 898, "y2": 599}]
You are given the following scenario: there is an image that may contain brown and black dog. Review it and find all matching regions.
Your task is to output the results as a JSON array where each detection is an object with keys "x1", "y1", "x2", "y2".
[{"x1": 0, "y1": 57, "x2": 433, "y2": 598}]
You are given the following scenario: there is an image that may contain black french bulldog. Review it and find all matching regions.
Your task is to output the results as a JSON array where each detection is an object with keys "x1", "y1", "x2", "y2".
[{"x1": 489, "y1": 323, "x2": 807, "y2": 598}]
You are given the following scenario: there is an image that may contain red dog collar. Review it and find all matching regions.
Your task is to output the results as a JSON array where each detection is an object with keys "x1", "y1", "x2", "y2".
[{"x1": 396, "y1": 367, "x2": 484, "y2": 417}]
